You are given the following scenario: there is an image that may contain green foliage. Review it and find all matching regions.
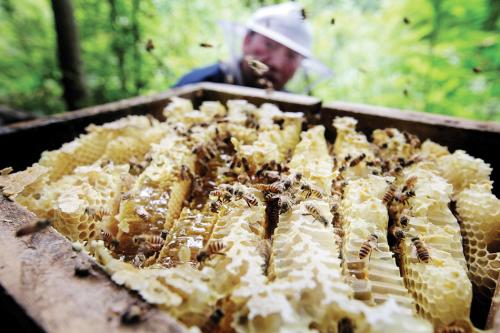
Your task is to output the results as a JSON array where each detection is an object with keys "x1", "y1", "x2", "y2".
[{"x1": 0, "y1": 0, "x2": 498, "y2": 121}]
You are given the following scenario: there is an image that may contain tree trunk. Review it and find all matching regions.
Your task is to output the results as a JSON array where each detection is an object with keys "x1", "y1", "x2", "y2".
[
  {"x1": 51, "y1": 0, "x2": 87, "y2": 110},
  {"x1": 107, "y1": 0, "x2": 127, "y2": 93},
  {"x1": 484, "y1": 0, "x2": 500, "y2": 30}
]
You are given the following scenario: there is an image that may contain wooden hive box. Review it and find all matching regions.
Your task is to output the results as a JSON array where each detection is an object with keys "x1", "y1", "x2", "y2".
[{"x1": 0, "y1": 82, "x2": 499, "y2": 332}]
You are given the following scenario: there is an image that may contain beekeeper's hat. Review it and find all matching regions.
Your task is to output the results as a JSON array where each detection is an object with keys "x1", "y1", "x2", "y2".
[{"x1": 246, "y1": 2, "x2": 313, "y2": 59}]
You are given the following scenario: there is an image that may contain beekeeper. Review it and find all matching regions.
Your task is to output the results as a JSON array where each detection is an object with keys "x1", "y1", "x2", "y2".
[{"x1": 173, "y1": 2, "x2": 330, "y2": 92}]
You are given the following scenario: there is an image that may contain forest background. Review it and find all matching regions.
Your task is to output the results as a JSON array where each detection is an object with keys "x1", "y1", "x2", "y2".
[{"x1": 0, "y1": 0, "x2": 498, "y2": 121}]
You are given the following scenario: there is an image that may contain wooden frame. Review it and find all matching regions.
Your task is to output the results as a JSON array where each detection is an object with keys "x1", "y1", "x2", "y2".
[{"x1": 1, "y1": 82, "x2": 498, "y2": 332}]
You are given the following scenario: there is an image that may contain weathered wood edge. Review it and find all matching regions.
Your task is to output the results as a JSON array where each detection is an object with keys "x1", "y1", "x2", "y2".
[{"x1": 0, "y1": 195, "x2": 188, "y2": 333}]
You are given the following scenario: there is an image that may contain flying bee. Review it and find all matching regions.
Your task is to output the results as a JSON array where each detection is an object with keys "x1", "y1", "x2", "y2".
[
  {"x1": 242, "y1": 192, "x2": 259, "y2": 207},
  {"x1": 145, "y1": 38, "x2": 154, "y2": 52},
  {"x1": 300, "y1": 183, "x2": 323, "y2": 199},
  {"x1": 411, "y1": 236, "x2": 431, "y2": 263},
  {"x1": 382, "y1": 184, "x2": 397, "y2": 205},
  {"x1": 85, "y1": 207, "x2": 110, "y2": 221},
  {"x1": 303, "y1": 204, "x2": 329, "y2": 227},
  {"x1": 199, "y1": 42, "x2": 214, "y2": 48},
  {"x1": 15, "y1": 219, "x2": 52, "y2": 237},
  {"x1": 399, "y1": 215, "x2": 410, "y2": 229},
  {"x1": 100, "y1": 229, "x2": 119, "y2": 250},
  {"x1": 402, "y1": 176, "x2": 418, "y2": 192},
  {"x1": 196, "y1": 240, "x2": 226, "y2": 263},
  {"x1": 133, "y1": 234, "x2": 165, "y2": 252},
  {"x1": 395, "y1": 190, "x2": 415, "y2": 204},
  {"x1": 359, "y1": 234, "x2": 380, "y2": 260},
  {"x1": 389, "y1": 224, "x2": 405, "y2": 240},
  {"x1": 244, "y1": 56, "x2": 269, "y2": 76},
  {"x1": 349, "y1": 153, "x2": 366, "y2": 168}
]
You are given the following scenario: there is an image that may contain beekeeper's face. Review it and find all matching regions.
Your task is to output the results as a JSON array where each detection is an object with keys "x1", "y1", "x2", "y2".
[{"x1": 242, "y1": 32, "x2": 303, "y2": 90}]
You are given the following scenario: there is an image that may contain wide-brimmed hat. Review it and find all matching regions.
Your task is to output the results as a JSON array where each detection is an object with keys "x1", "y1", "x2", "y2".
[
  {"x1": 246, "y1": 2, "x2": 313, "y2": 59},
  {"x1": 218, "y1": 2, "x2": 332, "y2": 91}
]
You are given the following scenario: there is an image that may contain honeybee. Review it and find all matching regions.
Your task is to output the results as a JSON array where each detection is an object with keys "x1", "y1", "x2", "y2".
[
  {"x1": 145, "y1": 39, "x2": 154, "y2": 52},
  {"x1": 210, "y1": 189, "x2": 232, "y2": 203},
  {"x1": 300, "y1": 183, "x2": 323, "y2": 199},
  {"x1": 100, "y1": 229, "x2": 119, "y2": 250},
  {"x1": 196, "y1": 240, "x2": 226, "y2": 263},
  {"x1": 15, "y1": 219, "x2": 52, "y2": 237},
  {"x1": 134, "y1": 206, "x2": 151, "y2": 221},
  {"x1": 344, "y1": 154, "x2": 352, "y2": 162},
  {"x1": 232, "y1": 186, "x2": 245, "y2": 200},
  {"x1": 411, "y1": 236, "x2": 431, "y2": 263},
  {"x1": 403, "y1": 155, "x2": 422, "y2": 167},
  {"x1": 260, "y1": 170, "x2": 281, "y2": 182},
  {"x1": 402, "y1": 176, "x2": 417, "y2": 192},
  {"x1": 291, "y1": 172, "x2": 303, "y2": 183},
  {"x1": 258, "y1": 239, "x2": 272, "y2": 275},
  {"x1": 276, "y1": 194, "x2": 293, "y2": 214},
  {"x1": 121, "y1": 302, "x2": 147, "y2": 325},
  {"x1": 387, "y1": 166, "x2": 403, "y2": 177},
  {"x1": 210, "y1": 200, "x2": 223, "y2": 213},
  {"x1": 394, "y1": 190, "x2": 415, "y2": 204},
  {"x1": 244, "y1": 56, "x2": 269, "y2": 76},
  {"x1": 179, "y1": 164, "x2": 193, "y2": 181},
  {"x1": 257, "y1": 77, "x2": 274, "y2": 91},
  {"x1": 385, "y1": 128, "x2": 395, "y2": 138},
  {"x1": 133, "y1": 234, "x2": 165, "y2": 252},
  {"x1": 85, "y1": 207, "x2": 110, "y2": 221},
  {"x1": 389, "y1": 224, "x2": 405, "y2": 240},
  {"x1": 241, "y1": 157, "x2": 250, "y2": 173},
  {"x1": 254, "y1": 182, "x2": 283, "y2": 194},
  {"x1": 382, "y1": 184, "x2": 397, "y2": 205},
  {"x1": 160, "y1": 230, "x2": 169, "y2": 239},
  {"x1": 402, "y1": 131, "x2": 421, "y2": 148},
  {"x1": 199, "y1": 42, "x2": 214, "y2": 48},
  {"x1": 399, "y1": 215, "x2": 410, "y2": 229},
  {"x1": 349, "y1": 153, "x2": 366, "y2": 168},
  {"x1": 242, "y1": 192, "x2": 259, "y2": 207},
  {"x1": 359, "y1": 234, "x2": 380, "y2": 260},
  {"x1": 201, "y1": 308, "x2": 224, "y2": 332},
  {"x1": 303, "y1": 204, "x2": 329, "y2": 227}
]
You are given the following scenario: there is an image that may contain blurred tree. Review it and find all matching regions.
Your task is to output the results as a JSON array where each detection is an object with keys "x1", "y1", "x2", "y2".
[{"x1": 51, "y1": 0, "x2": 87, "y2": 110}]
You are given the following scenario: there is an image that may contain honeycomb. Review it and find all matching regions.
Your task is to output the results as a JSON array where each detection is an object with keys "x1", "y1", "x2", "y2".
[
  {"x1": 334, "y1": 119, "x2": 414, "y2": 312},
  {"x1": 5, "y1": 99, "x2": 497, "y2": 333},
  {"x1": 456, "y1": 183, "x2": 500, "y2": 315}
]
